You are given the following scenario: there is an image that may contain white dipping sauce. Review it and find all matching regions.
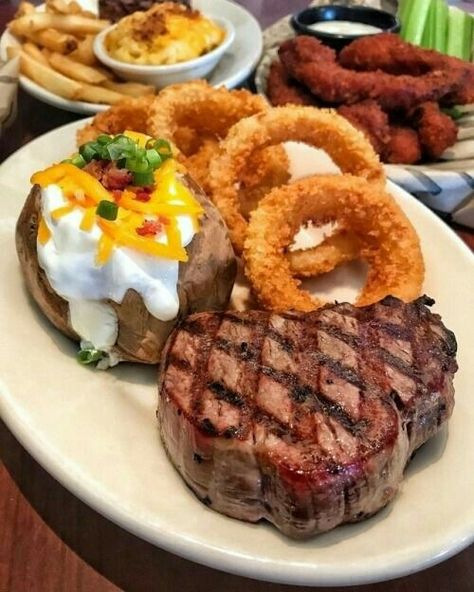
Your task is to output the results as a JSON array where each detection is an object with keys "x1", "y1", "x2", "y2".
[
  {"x1": 308, "y1": 20, "x2": 382, "y2": 35},
  {"x1": 37, "y1": 184, "x2": 196, "y2": 357}
]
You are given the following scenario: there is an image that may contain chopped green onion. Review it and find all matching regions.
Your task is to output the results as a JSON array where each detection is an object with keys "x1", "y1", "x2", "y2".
[
  {"x1": 80, "y1": 142, "x2": 99, "y2": 163},
  {"x1": 77, "y1": 348, "x2": 104, "y2": 364},
  {"x1": 96, "y1": 200, "x2": 118, "y2": 220},
  {"x1": 71, "y1": 153, "x2": 87, "y2": 168},
  {"x1": 133, "y1": 170, "x2": 154, "y2": 186},
  {"x1": 146, "y1": 149, "x2": 161, "y2": 168},
  {"x1": 76, "y1": 135, "x2": 173, "y2": 179},
  {"x1": 153, "y1": 139, "x2": 172, "y2": 161},
  {"x1": 97, "y1": 134, "x2": 113, "y2": 145},
  {"x1": 106, "y1": 137, "x2": 136, "y2": 161}
]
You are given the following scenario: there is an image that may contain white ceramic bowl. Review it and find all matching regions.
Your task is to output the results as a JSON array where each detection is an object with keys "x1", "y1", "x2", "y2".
[{"x1": 94, "y1": 16, "x2": 235, "y2": 89}]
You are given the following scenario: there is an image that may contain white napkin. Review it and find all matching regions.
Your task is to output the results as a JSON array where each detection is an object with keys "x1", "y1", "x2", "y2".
[{"x1": 0, "y1": 56, "x2": 19, "y2": 136}]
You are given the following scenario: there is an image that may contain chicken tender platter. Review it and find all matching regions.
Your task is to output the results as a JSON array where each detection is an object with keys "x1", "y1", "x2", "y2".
[{"x1": 1, "y1": 3, "x2": 474, "y2": 587}]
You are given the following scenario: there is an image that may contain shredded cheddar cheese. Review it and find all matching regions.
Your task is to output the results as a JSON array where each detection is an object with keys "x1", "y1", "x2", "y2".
[{"x1": 32, "y1": 155, "x2": 203, "y2": 266}]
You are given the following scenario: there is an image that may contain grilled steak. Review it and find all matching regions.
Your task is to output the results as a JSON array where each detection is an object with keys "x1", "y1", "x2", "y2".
[{"x1": 158, "y1": 296, "x2": 457, "y2": 539}]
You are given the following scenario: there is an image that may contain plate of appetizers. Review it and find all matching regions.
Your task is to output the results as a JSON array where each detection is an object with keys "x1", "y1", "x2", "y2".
[
  {"x1": 0, "y1": 0, "x2": 262, "y2": 115},
  {"x1": 254, "y1": 2, "x2": 474, "y2": 224},
  {"x1": 0, "y1": 111, "x2": 473, "y2": 587}
]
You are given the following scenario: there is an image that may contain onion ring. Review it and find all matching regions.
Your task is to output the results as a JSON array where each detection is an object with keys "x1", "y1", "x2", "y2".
[
  {"x1": 147, "y1": 80, "x2": 291, "y2": 198},
  {"x1": 208, "y1": 105, "x2": 385, "y2": 254},
  {"x1": 288, "y1": 230, "x2": 361, "y2": 277},
  {"x1": 244, "y1": 175, "x2": 424, "y2": 311},
  {"x1": 76, "y1": 96, "x2": 156, "y2": 146}
]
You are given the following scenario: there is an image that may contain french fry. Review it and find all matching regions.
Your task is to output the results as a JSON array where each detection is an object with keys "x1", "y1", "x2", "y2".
[
  {"x1": 10, "y1": 13, "x2": 109, "y2": 36},
  {"x1": 46, "y1": 0, "x2": 76, "y2": 14},
  {"x1": 19, "y1": 50, "x2": 82, "y2": 100},
  {"x1": 15, "y1": 2, "x2": 35, "y2": 18},
  {"x1": 23, "y1": 41, "x2": 50, "y2": 65},
  {"x1": 67, "y1": 35, "x2": 96, "y2": 65},
  {"x1": 76, "y1": 84, "x2": 127, "y2": 105},
  {"x1": 6, "y1": 46, "x2": 21, "y2": 60},
  {"x1": 102, "y1": 80, "x2": 155, "y2": 97},
  {"x1": 32, "y1": 29, "x2": 78, "y2": 54},
  {"x1": 48, "y1": 52, "x2": 107, "y2": 84}
]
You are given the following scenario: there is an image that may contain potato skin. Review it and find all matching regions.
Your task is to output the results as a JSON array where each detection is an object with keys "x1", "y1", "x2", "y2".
[{"x1": 16, "y1": 177, "x2": 236, "y2": 364}]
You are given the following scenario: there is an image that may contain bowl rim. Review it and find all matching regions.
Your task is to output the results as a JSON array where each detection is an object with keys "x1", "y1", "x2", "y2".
[
  {"x1": 94, "y1": 15, "x2": 235, "y2": 73},
  {"x1": 291, "y1": 5, "x2": 400, "y2": 39}
]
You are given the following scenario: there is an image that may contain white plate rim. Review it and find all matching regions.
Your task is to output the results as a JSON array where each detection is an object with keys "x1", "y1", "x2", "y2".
[
  {"x1": 0, "y1": 119, "x2": 473, "y2": 587},
  {"x1": 0, "y1": 0, "x2": 263, "y2": 115}
]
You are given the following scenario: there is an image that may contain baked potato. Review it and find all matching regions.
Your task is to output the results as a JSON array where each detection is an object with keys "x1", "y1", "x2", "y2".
[{"x1": 16, "y1": 172, "x2": 236, "y2": 366}]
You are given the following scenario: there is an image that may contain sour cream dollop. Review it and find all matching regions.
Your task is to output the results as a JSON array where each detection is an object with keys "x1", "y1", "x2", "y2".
[{"x1": 37, "y1": 184, "x2": 196, "y2": 356}]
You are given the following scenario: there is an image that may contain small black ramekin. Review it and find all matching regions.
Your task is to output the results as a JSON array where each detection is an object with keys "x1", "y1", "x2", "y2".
[{"x1": 291, "y1": 5, "x2": 400, "y2": 51}]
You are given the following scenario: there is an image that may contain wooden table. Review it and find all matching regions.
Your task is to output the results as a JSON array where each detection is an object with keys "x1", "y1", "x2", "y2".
[{"x1": 1, "y1": 2, "x2": 473, "y2": 591}]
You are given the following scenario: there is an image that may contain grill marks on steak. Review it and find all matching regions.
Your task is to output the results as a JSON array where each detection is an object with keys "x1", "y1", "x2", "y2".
[{"x1": 158, "y1": 296, "x2": 457, "y2": 538}]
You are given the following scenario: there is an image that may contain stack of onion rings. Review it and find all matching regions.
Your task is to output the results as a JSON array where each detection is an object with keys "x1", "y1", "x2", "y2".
[
  {"x1": 244, "y1": 174, "x2": 424, "y2": 311},
  {"x1": 208, "y1": 105, "x2": 385, "y2": 256},
  {"x1": 146, "y1": 80, "x2": 291, "y2": 198}
]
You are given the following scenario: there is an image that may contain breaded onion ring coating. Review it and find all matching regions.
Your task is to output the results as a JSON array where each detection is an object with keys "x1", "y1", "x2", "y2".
[
  {"x1": 244, "y1": 175, "x2": 424, "y2": 311},
  {"x1": 209, "y1": 106, "x2": 385, "y2": 254},
  {"x1": 147, "y1": 80, "x2": 268, "y2": 140},
  {"x1": 288, "y1": 230, "x2": 361, "y2": 277},
  {"x1": 76, "y1": 96, "x2": 156, "y2": 146},
  {"x1": 147, "y1": 80, "x2": 290, "y2": 200}
]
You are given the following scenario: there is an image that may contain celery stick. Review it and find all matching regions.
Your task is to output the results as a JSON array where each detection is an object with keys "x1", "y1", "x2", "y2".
[
  {"x1": 462, "y1": 13, "x2": 473, "y2": 61},
  {"x1": 447, "y1": 7, "x2": 467, "y2": 58},
  {"x1": 398, "y1": 0, "x2": 409, "y2": 23},
  {"x1": 421, "y1": 0, "x2": 435, "y2": 48},
  {"x1": 402, "y1": 0, "x2": 432, "y2": 44},
  {"x1": 433, "y1": 0, "x2": 448, "y2": 53}
]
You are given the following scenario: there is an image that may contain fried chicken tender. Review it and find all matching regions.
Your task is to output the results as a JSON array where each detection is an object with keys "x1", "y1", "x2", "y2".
[
  {"x1": 414, "y1": 102, "x2": 458, "y2": 160},
  {"x1": 280, "y1": 36, "x2": 463, "y2": 111},
  {"x1": 385, "y1": 127, "x2": 422, "y2": 164},
  {"x1": 339, "y1": 33, "x2": 474, "y2": 105},
  {"x1": 337, "y1": 100, "x2": 391, "y2": 158},
  {"x1": 267, "y1": 60, "x2": 317, "y2": 107}
]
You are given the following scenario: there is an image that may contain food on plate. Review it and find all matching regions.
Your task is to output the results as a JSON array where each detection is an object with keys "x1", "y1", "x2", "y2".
[
  {"x1": 77, "y1": 95, "x2": 156, "y2": 144},
  {"x1": 7, "y1": 0, "x2": 156, "y2": 105},
  {"x1": 81, "y1": 81, "x2": 291, "y2": 211},
  {"x1": 412, "y1": 101, "x2": 458, "y2": 159},
  {"x1": 244, "y1": 175, "x2": 424, "y2": 311},
  {"x1": 148, "y1": 81, "x2": 291, "y2": 202},
  {"x1": 16, "y1": 131, "x2": 236, "y2": 366},
  {"x1": 399, "y1": 0, "x2": 473, "y2": 62},
  {"x1": 104, "y1": 3, "x2": 226, "y2": 65},
  {"x1": 208, "y1": 105, "x2": 385, "y2": 254},
  {"x1": 279, "y1": 36, "x2": 461, "y2": 111},
  {"x1": 267, "y1": 60, "x2": 316, "y2": 107},
  {"x1": 99, "y1": 0, "x2": 190, "y2": 23},
  {"x1": 158, "y1": 296, "x2": 457, "y2": 538},
  {"x1": 338, "y1": 32, "x2": 474, "y2": 105},
  {"x1": 288, "y1": 230, "x2": 361, "y2": 277},
  {"x1": 266, "y1": 33, "x2": 474, "y2": 163}
]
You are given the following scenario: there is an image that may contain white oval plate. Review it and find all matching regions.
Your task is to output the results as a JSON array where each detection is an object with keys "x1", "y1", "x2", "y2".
[
  {"x1": 0, "y1": 120, "x2": 473, "y2": 587},
  {"x1": 0, "y1": 0, "x2": 262, "y2": 115}
]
